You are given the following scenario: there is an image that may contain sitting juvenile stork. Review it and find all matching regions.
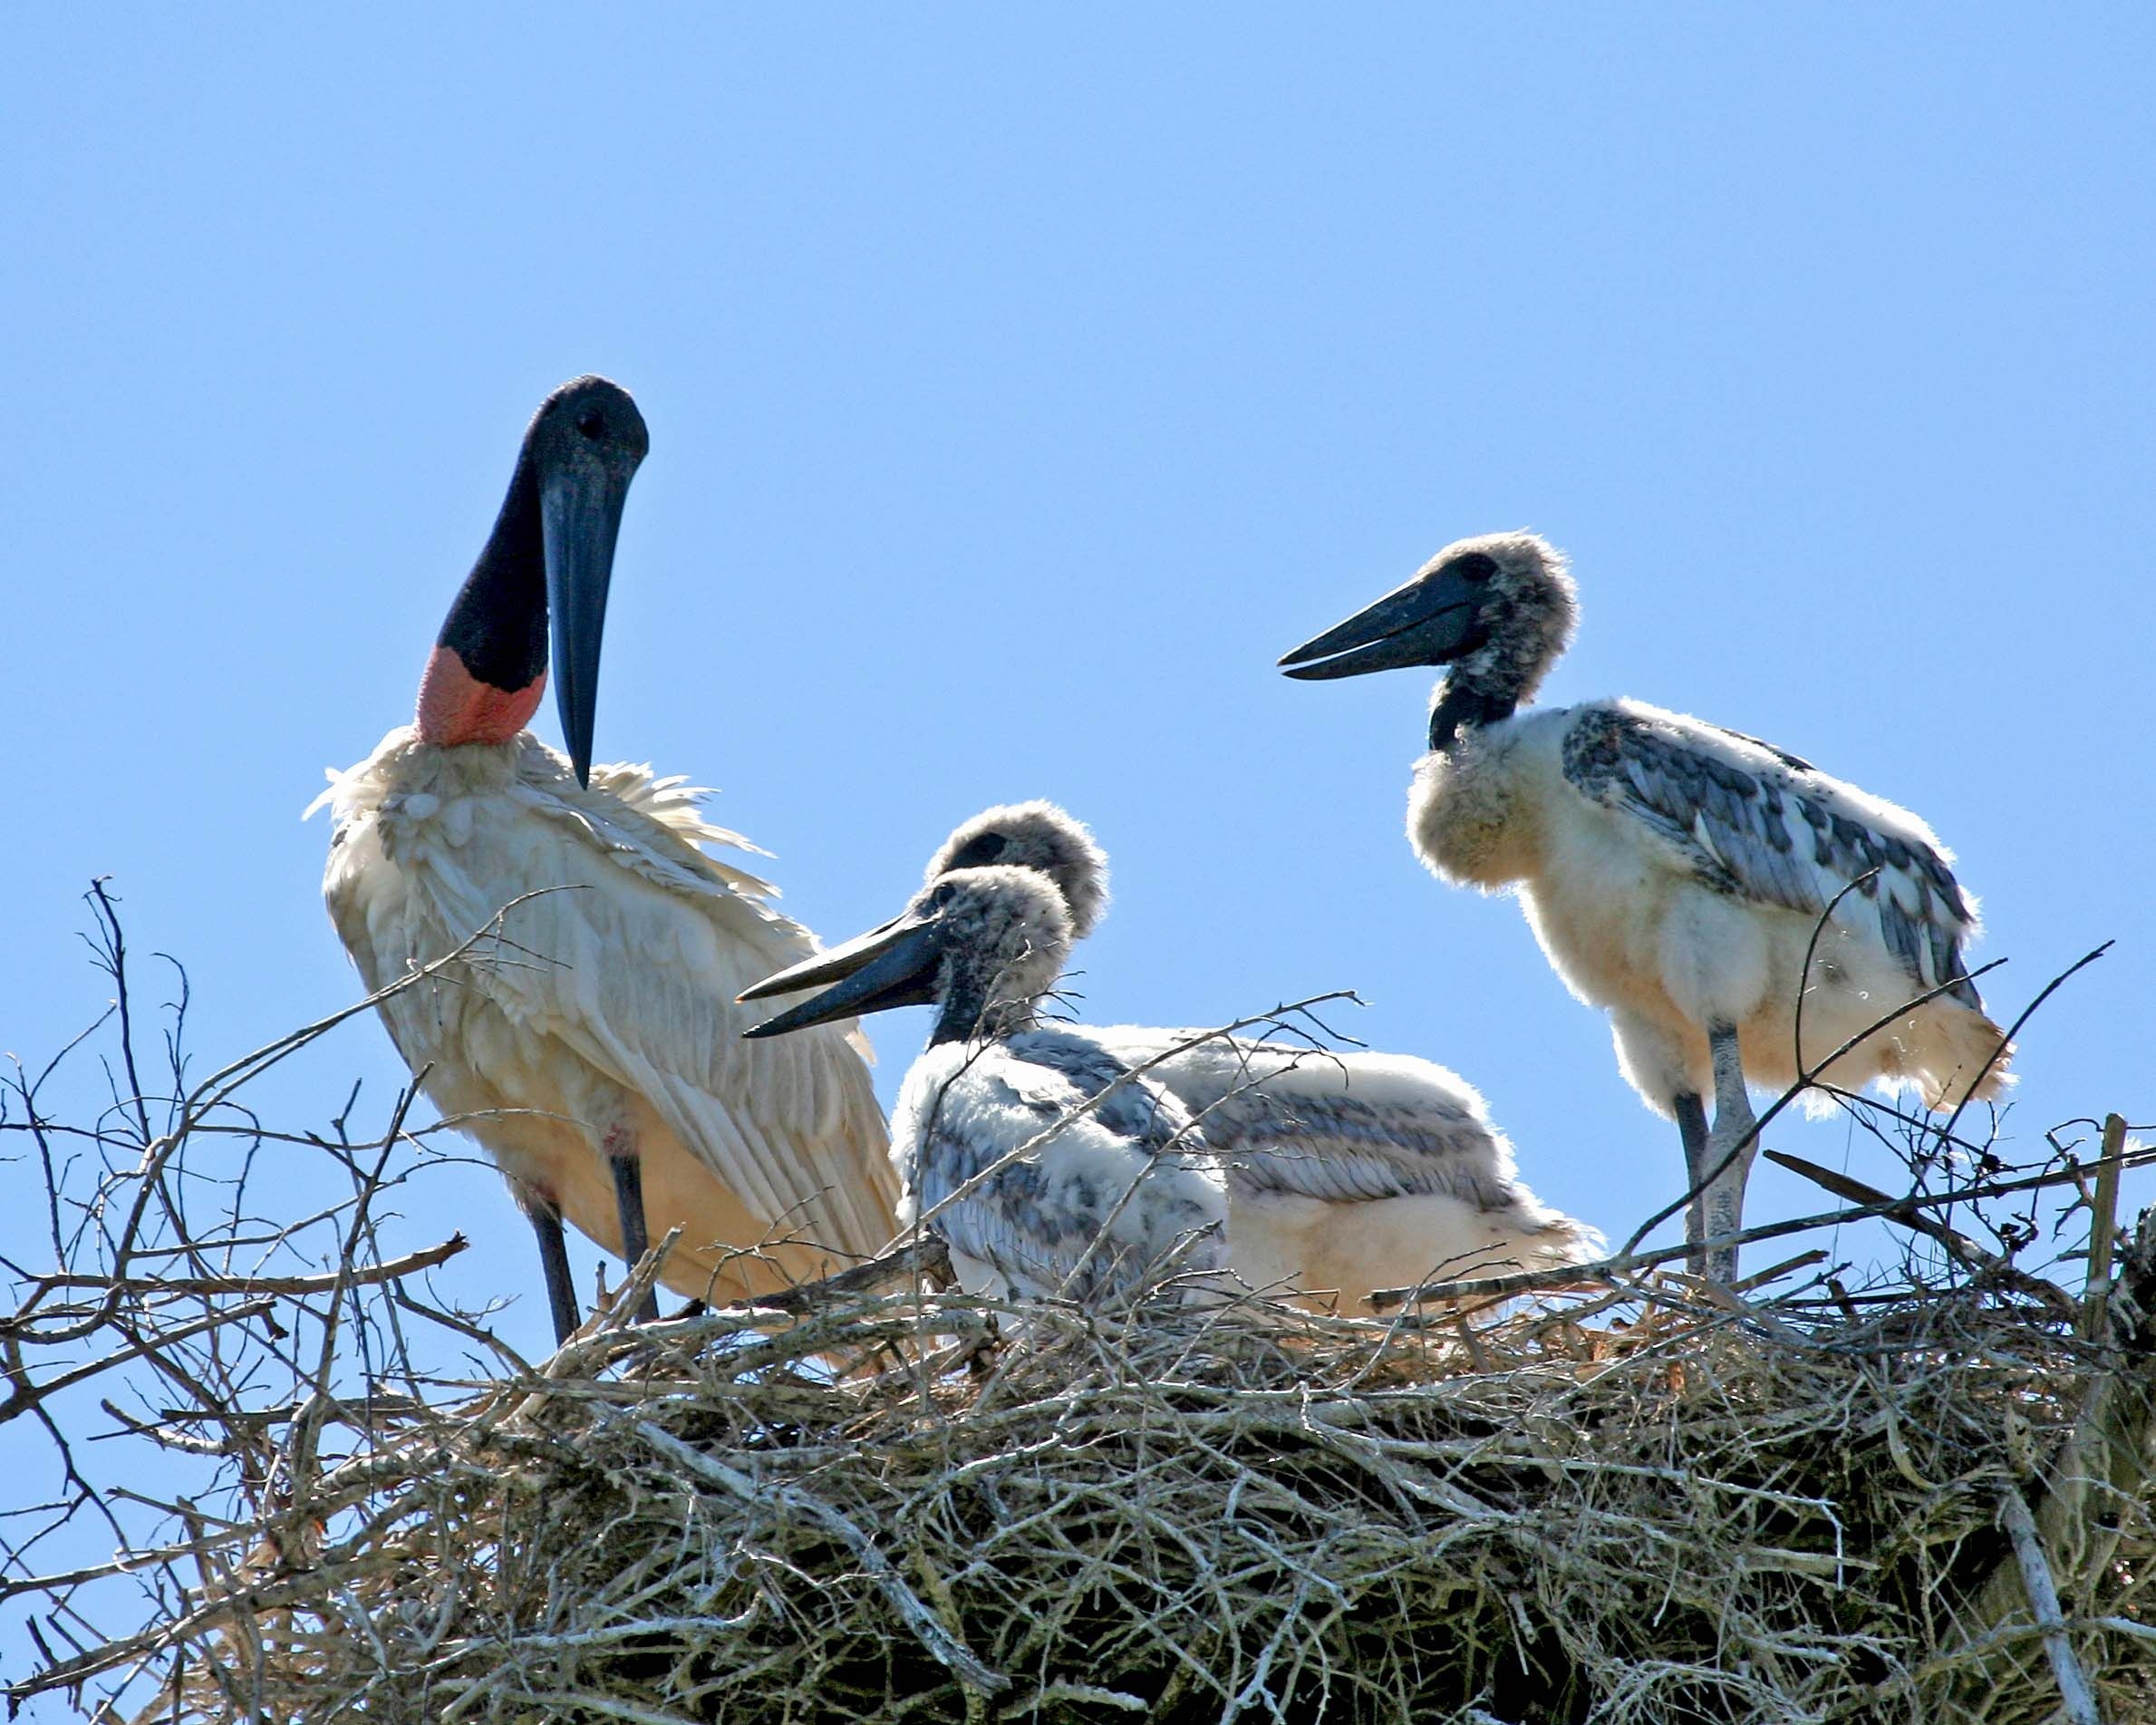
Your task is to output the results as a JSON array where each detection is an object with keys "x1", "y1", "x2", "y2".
[
  {"x1": 313, "y1": 375, "x2": 895, "y2": 1341},
  {"x1": 1278, "y1": 532, "x2": 2010, "y2": 1282},
  {"x1": 920, "y1": 801, "x2": 1600, "y2": 1302},
  {"x1": 746, "y1": 835, "x2": 1596, "y2": 1312},
  {"x1": 744, "y1": 867, "x2": 1231, "y2": 1305}
]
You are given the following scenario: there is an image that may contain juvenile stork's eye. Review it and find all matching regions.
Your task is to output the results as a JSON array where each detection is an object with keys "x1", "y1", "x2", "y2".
[{"x1": 1452, "y1": 553, "x2": 1500, "y2": 584}]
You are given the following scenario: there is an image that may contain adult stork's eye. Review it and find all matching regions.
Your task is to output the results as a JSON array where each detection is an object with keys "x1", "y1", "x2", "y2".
[{"x1": 576, "y1": 410, "x2": 607, "y2": 440}]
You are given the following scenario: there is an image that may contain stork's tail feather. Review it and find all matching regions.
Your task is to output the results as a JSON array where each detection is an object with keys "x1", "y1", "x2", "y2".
[
  {"x1": 1526, "y1": 1213, "x2": 1608, "y2": 1272},
  {"x1": 1913, "y1": 1004, "x2": 2016, "y2": 1111},
  {"x1": 1394, "y1": 1207, "x2": 1604, "y2": 1307},
  {"x1": 1486, "y1": 1197, "x2": 1605, "y2": 1276}
]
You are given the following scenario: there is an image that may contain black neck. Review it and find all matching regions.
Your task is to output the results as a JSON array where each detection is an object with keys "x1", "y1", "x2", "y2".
[
  {"x1": 437, "y1": 448, "x2": 547, "y2": 691},
  {"x1": 1428, "y1": 675, "x2": 1520, "y2": 751},
  {"x1": 928, "y1": 972, "x2": 989, "y2": 1047},
  {"x1": 927, "y1": 974, "x2": 1037, "y2": 1048}
]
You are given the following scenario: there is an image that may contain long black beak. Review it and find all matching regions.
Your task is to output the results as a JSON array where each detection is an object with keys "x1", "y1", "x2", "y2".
[
  {"x1": 541, "y1": 460, "x2": 634, "y2": 787},
  {"x1": 1277, "y1": 564, "x2": 1489, "y2": 680},
  {"x1": 740, "y1": 909, "x2": 946, "y2": 1039}
]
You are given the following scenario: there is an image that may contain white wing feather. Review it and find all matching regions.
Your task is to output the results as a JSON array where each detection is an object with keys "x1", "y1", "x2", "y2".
[{"x1": 317, "y1": 728, "x2": 897, "y2": 1267}]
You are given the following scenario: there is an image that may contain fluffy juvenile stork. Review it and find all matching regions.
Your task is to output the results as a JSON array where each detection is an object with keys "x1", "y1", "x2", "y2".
[
  {"x1": 1278, "y1": 532, "x2": 2011, "y2": 1281},
  {"x1": 744, "y1": 867, "x2": 1231, "y2": 1305},
  {"x1": 312, "y1": 375, "x2": 895, "y2": 1341},
  {"x1": 919, "y1": 801, "x2": 1600, "y2": 1302},
  {"x1": 749, "y1": 836, "x2": 1595, "y2": 1311}
]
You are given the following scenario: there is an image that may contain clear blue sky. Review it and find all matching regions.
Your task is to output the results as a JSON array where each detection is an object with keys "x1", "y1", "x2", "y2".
[{"x1": 2, "y1": 14, "x2": 2150, "y2": 1685}]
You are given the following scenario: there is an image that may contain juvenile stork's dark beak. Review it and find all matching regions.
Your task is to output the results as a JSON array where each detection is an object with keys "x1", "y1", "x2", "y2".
[
  {"x1": 740, "y1": 904, "x2": 948, "y2": 1039},
  {"x1": 534, "y1": 376, "x2": 649, "y2": 786},
  {"x1": 1277, "y1": 554, "x2": 1494, "y2": 680}
]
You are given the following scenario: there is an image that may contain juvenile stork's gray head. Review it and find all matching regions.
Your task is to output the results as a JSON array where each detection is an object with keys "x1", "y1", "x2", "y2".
[
  {"x1": 923, "y1": 801, "x2": 1110, "y2": 940},
  {"x1": 740, "y1": 867, "x2": 1073, "y2": 1046},
  {"x1": 1278, "y1": 532, "x2": 1579, "y2": 744}
]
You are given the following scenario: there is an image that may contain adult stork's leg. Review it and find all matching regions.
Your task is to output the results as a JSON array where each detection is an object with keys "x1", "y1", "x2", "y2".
[
  {"x1": 608, "y1": 1142, "x2": 663, "y2": 1323},
  {"x1": 1700, "y1": 1023, "x2": 1758, "y2": 1284},
  {"x1": 1672, "y1": 1091, "x2": 1711, "y2": 1274},
  {"x1": 529, "y1": 1207, "x2": 582, "y2": 1343}
]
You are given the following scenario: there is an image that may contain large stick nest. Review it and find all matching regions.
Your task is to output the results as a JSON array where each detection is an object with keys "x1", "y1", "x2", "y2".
[
  {"x1": 42, "y1": 1250, "x2": 2156, "y2": 1725},
  {"x1": 5, "y1": 891, "x2": 2153, "y2": 1723}
]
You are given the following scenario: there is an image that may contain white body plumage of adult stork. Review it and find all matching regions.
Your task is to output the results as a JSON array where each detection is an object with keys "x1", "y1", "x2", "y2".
[
  {"x1": 311, "y1": 376, "x2": 895, "y2": 1340},
  {"x1": 918, "y1": 802, "x2": 1601, "y2": 1303},
  {"x1": 1280, "y1": 532, "x2": 2011, "y2": 1280}
]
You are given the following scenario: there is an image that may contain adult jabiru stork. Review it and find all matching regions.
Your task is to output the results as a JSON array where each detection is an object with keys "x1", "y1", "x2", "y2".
[
  {"x1": 921, "y1": 802, "x2": 1600, "y2": 1301},
  {"x1": 1279, "y1": 531, "x2": 2011, "y2": 1281},
  {"x1": 743, "y1": 841, "x2": 1596, "y2": 1313},
  {"x1": 311, "y1": 375, "x2": 896, "y2": 1340}
]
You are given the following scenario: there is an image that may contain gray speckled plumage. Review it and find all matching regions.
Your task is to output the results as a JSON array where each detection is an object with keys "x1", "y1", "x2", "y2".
[
  {"x1": 1560, "y1": 704, "x2": 1981, "y2": 1009},
  {"x1": 922, "y1": 801, "x2": 1111, "y2": 940},
  {"x1": 901, "y1": 1026, "x2": 1226, "y2": 1303},
  {"x1": 1208, "y1": 1089, "x2": 1515, "y2": 1210},
  {"x1": 1437, "y1": 535, "x2": 1578, "y2": 704}
]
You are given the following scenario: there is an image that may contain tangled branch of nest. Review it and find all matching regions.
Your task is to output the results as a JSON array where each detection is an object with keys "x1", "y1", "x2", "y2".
[
  {"x1": 28, "y1": 1252, "x2": 2156, "y2": 1724},
  {"x1": 4, "y1": 887, "x2": 2153, "y2": 1723}
]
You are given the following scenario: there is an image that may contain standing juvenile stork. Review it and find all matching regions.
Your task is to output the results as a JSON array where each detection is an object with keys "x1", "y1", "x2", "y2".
[
  {"x1": 311, "y1": 375, "x2": 895, "y2": 1340},
  {"x1": 1278, "y1": 532, "x2": 2011, "y2": 1281},
  {"x1": 920, "y1": 801, "x2": 1600, "y2": 1301}
]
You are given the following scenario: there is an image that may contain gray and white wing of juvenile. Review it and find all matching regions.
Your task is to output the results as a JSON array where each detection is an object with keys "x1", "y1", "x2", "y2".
[
  {"x1": 889, "y1": 1030, "x2": 1228, "y2": 1303},
  {"x1": 1559, "y1": 699, "x2": 1984, "y2": 1008},
  {"x1": 1091, "y1": 1029, "x2": 1543, "y2": 1213}
]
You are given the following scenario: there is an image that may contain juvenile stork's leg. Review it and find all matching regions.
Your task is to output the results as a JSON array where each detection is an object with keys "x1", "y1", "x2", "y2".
[
  {"x1": 607, "y1": 1136, "x2": 663, "y2": 1324},
  {"x1": 1700, "y1": 1024, "x2": 1758, "y2": 1284},
  {"x1": 528, "y1": 1207, "x2": 582, "y2": 1343},
  {"x1": 1671, "y1": 1090, "x2": 1711, "y2": 1274}
]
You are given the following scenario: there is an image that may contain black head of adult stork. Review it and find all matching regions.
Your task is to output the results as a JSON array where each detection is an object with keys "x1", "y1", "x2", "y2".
[
  {"x1": 920, "y1": 801, "x2": 1110, "y2": 940},
  {"x1": 740, "y1": 867, "x2": 1073, "y2": 1049},
  {"x1": 1278, "y1": 533, "x2": 1579, "y2": 751},
  {"x1": 414, "y1": 374, "x2": 650, "y2": 787}
]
